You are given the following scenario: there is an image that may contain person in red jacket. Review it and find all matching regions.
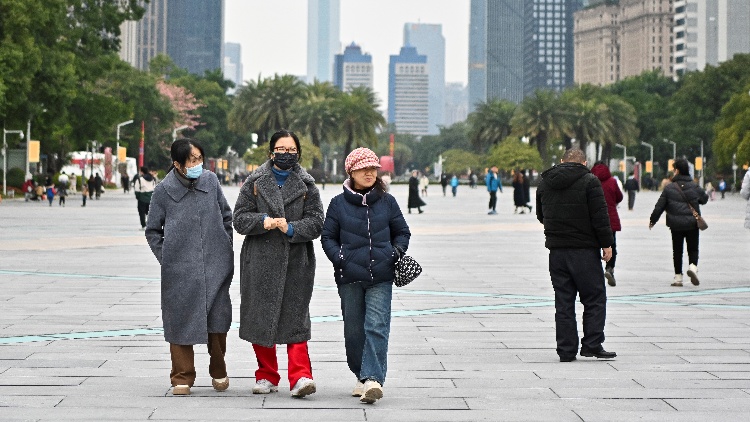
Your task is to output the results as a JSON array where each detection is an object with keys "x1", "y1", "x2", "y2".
[{"x1": 591, "y1": 162, "x2": 623, "y2": 286}]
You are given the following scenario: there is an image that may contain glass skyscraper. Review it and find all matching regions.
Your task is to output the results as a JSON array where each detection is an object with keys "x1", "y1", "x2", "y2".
[
  {"x1": 166, "y1": 0, "x2": 224, "y2": 76},
  {"x1": 307, "y1": 0, "x2": 341, "y2": 83},
  {"x1": 388, "y1": 46, "x2": 429, "y2": 135},
  {"x1": 404, "y1": 23, "x2": 445, "y2": 135}
]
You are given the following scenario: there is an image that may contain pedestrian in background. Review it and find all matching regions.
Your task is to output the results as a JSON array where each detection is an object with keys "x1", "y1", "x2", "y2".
[
  {"x1": 134, "y1": 166, "x2": 157, "y2": 230},
  {"x1": 450, "y1": 174, "x2": 459, "y2": 197},
  {"x1": 705, "y1": 181, "x2": 715, "y2": 201},
  {"x1": 624, "y1": 172, "x2": 639, "y2": 210},
  {"x1": 485, "y1": 166, "x2": 502, "y2": 215},
  {"x1": 419, "y1": 172, "x2": 429, "y2": 197},
  {"x1": 741, "y1": 170, "x2": 750, "y2": 229},
  {"x1": 649, "y1": 158, "x2": 708, "y2": 287},
  {"x1": 536, "y1": 148, "x2": 616, "y2": 363},
  {"x1": 145, "y1": 138, "x2": 234, "y2": 396},
  {"x1": 512, "y1": 171, "x2": 526, "y2": 214},
  {"x1": 591, "y1": 162, "x2": 623, "y2": 287},
  {"x1": 233, "y1": 130, "x2": 324, "y2": 399},
  {"x1": 408, "y1": 170, "x2": 425, "y2": 213},
  {"x1": 121, "y1": 171, "x2": 130, "y2": 193},
  {"x1": 522, "y1": 169, "x2": 532, "y2": 211},
  {"x1": 45, "y1": 180, "x2": 55, "y2": 207},
  {"x1": 718, "y1": 177, "x2": 727, "y2": 199},
  {"x1": 81, "y1": 184, "x2": 88, "y2": 207},
  {"x1": 57, "y1": 180, "x2": 68, "y2": 207},
  {"x1": 87, "y1": 175, "x2": 95, "y2": 200},
  {"x1": 440, "y1": 172, "x2": 448, "y2": 196},
  {"x1": 321, "y1": 147, "x2": 411, "y2": 404},
  {"x1": 94, "y1": 173, "x2": 103, "y2": 199}
]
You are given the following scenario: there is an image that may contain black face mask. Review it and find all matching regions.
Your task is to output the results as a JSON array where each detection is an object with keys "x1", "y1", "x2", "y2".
[{"x1": 273, "y1": 153, "x2": 298, "y2": 170}]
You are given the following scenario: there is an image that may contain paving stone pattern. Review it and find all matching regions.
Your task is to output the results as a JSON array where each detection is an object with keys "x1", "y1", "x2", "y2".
[{"x1": 0, "y1": 181, "x2": 749, "y2": 421}]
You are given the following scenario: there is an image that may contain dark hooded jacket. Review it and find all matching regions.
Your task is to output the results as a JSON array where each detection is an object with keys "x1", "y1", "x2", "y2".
[
  {"x1": 536, "y1": 162, "x2": 613, "y2": 249},
  {"x1": 650, "y1": 174, "x2": 708, "y2": 231},
  {"x1": 590, "y1": 163, "x2": 623, "y2": 231}
]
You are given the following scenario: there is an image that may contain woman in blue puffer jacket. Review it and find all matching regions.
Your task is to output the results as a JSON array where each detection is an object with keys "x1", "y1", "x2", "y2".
[{"x1": 321, "y1": 147, "x2": 411, "y2": 405}]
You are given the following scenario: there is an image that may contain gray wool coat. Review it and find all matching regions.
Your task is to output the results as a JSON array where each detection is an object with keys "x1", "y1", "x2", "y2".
[
  {"x1": 233, "y1": 161, "x2": 324, "y2": 347},
  {"x1": 145, "y1": 170, "x2": 234, "y2": 345}
]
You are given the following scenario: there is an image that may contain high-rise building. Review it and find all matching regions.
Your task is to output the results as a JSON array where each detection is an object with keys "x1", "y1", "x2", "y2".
[
  {"x1": 307, "y1": 0, "x2": 340, "y2": 83},
  {"x1": 444, "y1": 83, "x2": 469, "y2": 128},
  {"x1": 333, "y1": 43, "x2": 374, "y2": 92},
  {"x1": 674, "y1": 0, "x2": 750, "y2": 76},
  {"x1": 119, "y1": 0, "x2": 168, "y2": 71},
  {"x1": 388, "y1": 46, "x2": 429, "y2": 135},
  {"x1": 223, "y1": 42, "x2": 243, "y2": 93},
  {"x1": 574, "y1": 0, "x2": 674, "y2": 85},
  {"x1": 404, "y1": 23, "x2": 445, "y2": 135},
  {"x1": 469, "y1": 0, "x2": 582, "y2": 109},
  {"x1": 118, "y1": 0, "x2": 224, "y2": 76},
  {"x1": 166, "y1": 0, "x2": 224, "y2": 76}
]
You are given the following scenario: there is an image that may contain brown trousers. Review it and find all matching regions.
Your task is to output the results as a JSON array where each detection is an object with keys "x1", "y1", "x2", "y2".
[{"x1": 169, "y1": 333, "x2": 227, "y2": 386}]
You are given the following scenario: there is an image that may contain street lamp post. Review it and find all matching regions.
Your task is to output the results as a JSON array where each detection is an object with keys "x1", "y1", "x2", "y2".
[
  {"x1": 663, "y1": 138, "x2": 676, "y2": 160},
  {"x1": 641, "y1": 142, "x2": 654, "y2": 176},
  {"x1": 3, "y1": 128, "x2": 25, "y2": 196},
  {"x1": 614, "y1": 143, "x2": 627, "y2": 174},
  {"x1": 172, "y1": 125, "x2": 189, "y2": 143}
]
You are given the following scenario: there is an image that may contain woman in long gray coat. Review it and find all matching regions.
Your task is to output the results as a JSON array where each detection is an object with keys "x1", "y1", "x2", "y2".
[
  {"x1": 145, "y1": 139, "x2": 233, "y2": 396},
  {"x1": 233, "y1": 130, "x2": 324, "y2": 398}
]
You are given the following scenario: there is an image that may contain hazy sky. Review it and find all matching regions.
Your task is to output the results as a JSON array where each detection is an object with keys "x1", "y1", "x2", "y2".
[{"x1": 224, "y1": 0, "x2": 470, "y2": 106}]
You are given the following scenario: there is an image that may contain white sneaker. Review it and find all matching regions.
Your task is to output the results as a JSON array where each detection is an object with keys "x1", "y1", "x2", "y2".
[
  {"x1": 351, "y1": 380, "x2": 364, "y2": 397},
  {"x1": 252, "y1": 379, "x2": 278, "y2": 394},
  {"x1": 172, "y1": 384, "x2": 191, "y2": 395},
  {"x1": 687, "y1": 264, "x2": 699, "y2": 285},
  {"x1": 359, "y1": 380, "x2": 383, "y2": 404},
  {"x1": 290, "y1": 377, "x2": 316, "y2": 398},
  {"x1": 671, "y1": 273, "x2": 683, "y2": 287}
]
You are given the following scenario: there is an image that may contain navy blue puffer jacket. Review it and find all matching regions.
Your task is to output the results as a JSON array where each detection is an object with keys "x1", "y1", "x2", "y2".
[{"x1": 321, "y1": 181, "x2": 411, "y2": 286}]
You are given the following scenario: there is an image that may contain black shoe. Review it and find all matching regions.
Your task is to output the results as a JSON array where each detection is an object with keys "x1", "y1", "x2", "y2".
[
  {"x1": 580, "y1": 348, "x2": 617, "y2": 359},
  {"x1": 559, "y1": 356, "x2": 577, "y2": 362},
  {"x1": 605, "y1": 268, "x2": 616, "y2": 287}
]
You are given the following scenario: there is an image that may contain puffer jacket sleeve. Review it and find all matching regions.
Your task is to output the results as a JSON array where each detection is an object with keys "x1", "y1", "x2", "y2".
[
  {"x1": 321, "y1": 197, "x2": 342, "y2": 267},
  {"x1": 388, "y1": 195, "x2": 411, "y2": 252},
  {"x1": 586, "y1": 176, "x2": 614, "y2": 248},
  {"x1": 650, "y1": 189, "x2": 668, "y2": 226},
  {"x1": 145, "y1": 186, "x2": 166, "y2": 264},
  {"x1": 233, "y1": 181, "x2": 268, "y2": 236},
  {"x1": 289, "y1": 183, "x2": 324, "y2": 243},
  {"x1": 535, "y1": 182, "x2": 545, "y2": 224},
  {"x1": 741, "y1": 172, "x2": 750, "y2": 201}
]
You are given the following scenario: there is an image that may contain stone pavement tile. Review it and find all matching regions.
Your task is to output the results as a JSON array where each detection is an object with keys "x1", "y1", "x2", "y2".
[
  {"x1": 0, "y1": 376, "x2": 86, "y2": 386},
  {"x1": 654, "y1": 342, "x2": 750, "y2": 350},
  {"x1": 635, "y1": 379, "x2": 750, "y2": 389},
  {"x1": 149, "y1": 407, "x2": 365, "y2": 421},
  {"x1": 551, "y1": 387, "x2": 750, "y2": 399},
  {"x1": 681, "y1": 355, "x2": 750, "y2": 363},
  {"x1": 56, "y1": 396, "x2": 263, "y2": 409},
  {"x1": 574, "y1": 410, "x2": 748, "y2": 422},
  {"x1": 464, "y1": 397, "x2": 674, "y2": 411},
  {"x1": 396, "y1": 369, "x2": 540, "y2": 380},
  {"x1": 453, "y1": 377, "x2": 641, "y2": 389},
  {"x1": 535, "y1": 370, "x2": 718, "y2": 380},
  {"x1": 709, "y1": 372, "x2": 750, "y2": 379},
  {"x1": 384, "y1": 386, "x2": 557, "y2": 400},
  {"x1": 365, "y1": 409, "x2": 582, "y2": 422},
  {"x1": 0, "y1": 358, "x2": 106, "y2": 368},
  {"x1": 0, "y1": 395, "x2": 64, "y2": 407},
  {"x1": 0, "y1": 407, "x2": 155, "y2": 420}
]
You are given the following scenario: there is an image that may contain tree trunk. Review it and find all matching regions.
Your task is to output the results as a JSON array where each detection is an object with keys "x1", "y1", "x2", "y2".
[
  {"x1": 537, "y1": 131, "x2": 549, "y2": 166},
  {"x1": 311, "y1": 131, "x2": 321, "y2": 170}
]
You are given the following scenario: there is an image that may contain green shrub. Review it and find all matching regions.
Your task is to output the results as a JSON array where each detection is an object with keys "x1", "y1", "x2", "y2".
[{"x1": 0, "y1": 168, "x2": 26, "y2": 189}]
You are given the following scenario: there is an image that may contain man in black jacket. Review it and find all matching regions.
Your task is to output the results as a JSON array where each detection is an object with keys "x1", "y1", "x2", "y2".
[{"x1": 536, "y1": 148, "x2": 616, "y2": 362}]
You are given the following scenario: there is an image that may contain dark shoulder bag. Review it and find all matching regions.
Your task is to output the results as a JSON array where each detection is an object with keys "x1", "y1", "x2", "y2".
[{"x1": 672, "y1": 183, "x2": 708, "y2": 230}]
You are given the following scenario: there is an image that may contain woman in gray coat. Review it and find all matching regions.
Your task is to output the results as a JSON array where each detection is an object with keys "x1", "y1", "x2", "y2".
[
  {"x1": 233, "y1": 130, "x2": 324, "y2": 398},
  {"x1": 145, "y1": 139, "x2": 233, "y2": 396}
]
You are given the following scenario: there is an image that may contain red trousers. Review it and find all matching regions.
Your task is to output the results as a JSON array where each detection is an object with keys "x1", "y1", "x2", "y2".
[{"x1": 253, "y1": 341, "x2": 312, "y2": 388}]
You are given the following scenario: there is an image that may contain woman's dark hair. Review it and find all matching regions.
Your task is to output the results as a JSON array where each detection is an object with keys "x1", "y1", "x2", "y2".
[
  {"x1": 372, "y1": 177, "x2": 388, "y2": 195},
  {"x1": 673, "y1": 158, "x2": 689, "y2": 176},
  {"x1": 170, "y1": 138, "x2": 205, "y2": 173},
  {"x1": 268, "y1": 129, "x2": 302, "y2": 159}
]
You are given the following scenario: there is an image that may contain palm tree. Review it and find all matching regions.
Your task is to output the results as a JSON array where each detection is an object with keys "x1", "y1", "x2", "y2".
[
  {"x1": 467, "y1": 99, "x2": 517, "y2": 152},
  {"x1": 511, "y1": 89, "x2": 571, "y2": 164},
  {"x1": 332, "y1": 86, "x2": 386, "y2": 159},
  {"x1": 291, "y1": 80, "x2": 340, "y2": 169},
  {"x1": 600, "y1": 95, "x2": 639, "y2": 162}
]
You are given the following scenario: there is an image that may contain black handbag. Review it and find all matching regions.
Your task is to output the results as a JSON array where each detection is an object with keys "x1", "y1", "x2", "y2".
[{"x1": 394, "y1": 255, "x2": 422, "y2": 287}]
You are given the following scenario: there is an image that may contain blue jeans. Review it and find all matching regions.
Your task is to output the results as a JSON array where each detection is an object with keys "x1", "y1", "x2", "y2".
[{"x1": 337, "y1": 281, "x2": 392, "y2": 385}]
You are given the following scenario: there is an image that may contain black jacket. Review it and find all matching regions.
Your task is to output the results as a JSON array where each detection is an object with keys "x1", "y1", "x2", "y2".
[
  {"x1": 536, "y1": 162, "x2": 613, "y2": 249},
  {"x1": 321, "y1": 181, "x2": 411, "y2": 286},
  {"x1": 650, "y1": 175, "x2": 708, "y2": 231}
]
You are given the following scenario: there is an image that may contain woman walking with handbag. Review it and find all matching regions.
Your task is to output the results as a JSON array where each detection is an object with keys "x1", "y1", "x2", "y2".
[
  {"x1": 145, "y1": 138, "x2": 234, "y2": 395},
  {"x1": 649, "y1": 158, "x2": 708, "y2": 286},
  {"x1": 321, "y1": 147, "x2": 411, "y2": 404},
  {"x1": 233, "y1": 130, "x2": 324, "y2": 398}
]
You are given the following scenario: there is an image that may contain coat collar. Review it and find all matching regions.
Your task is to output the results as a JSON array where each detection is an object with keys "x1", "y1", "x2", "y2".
[
  {"x1": 246, "y1": 160, "x2": 313, "y2": 216},
  {"x1": 163, "y1": 169, "x2": 210, "y2": 202},
  {"x1": 342, "y1": 178, "x2": 383, "y2": 206}
]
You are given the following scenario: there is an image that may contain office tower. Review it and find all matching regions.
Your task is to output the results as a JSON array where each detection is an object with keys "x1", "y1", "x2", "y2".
[
  {"x1": 119, "y1": 0, "x2": 168, "y2": 71},
  {"x1": 574, "y1": 0, "x2": 673, "y2": 85},
  {"x1": 223, "y1": 42, "x2": 243, "y2": 93},
  {"x1": 469, "y1": 0, "x2": 582, "y2": 108},
  {"x1": 307, "y1": 0, "x2": 341, "y2": 83},
  {"x1": 166, "y1": 0, "x2": 224, "y2": 76},
  {"x1": 388, "y1": 46, "x2": 429, "y2": 135},
  {"x1": 404, "y1": 23, "x2": 445, "y2": 135},
  {"x1": 444, "y1": 83, "x2": 469, "y2": 128},
  {"x1": 334, "y1": 43, "x2": 374, "y2": 92},
  {"x1": 674, "y1": 0, "x2": 750, "y2": 76}
]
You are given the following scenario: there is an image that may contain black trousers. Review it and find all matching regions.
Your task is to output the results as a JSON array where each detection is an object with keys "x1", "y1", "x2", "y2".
[
  {"x1": 607, "y1": 232, "x2": 617, "y2": 271},
  {"x1": 488, "y1": 191, "x2": 497, "y2": 211},
  {"x1": 137, "y1": 201, "x2": 150, "y2": 228},
  {"x1": 627, "y1": 191, "x2": 636, "y2": 210},
  {"x1": 549, "y1": 248, "x2": 607, "y2": 358},
  {"x1": 671, "y1": 229, "x2": 699, "y2": 274}
]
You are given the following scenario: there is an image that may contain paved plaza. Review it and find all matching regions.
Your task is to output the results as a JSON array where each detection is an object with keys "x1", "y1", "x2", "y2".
[{"x1": 1, "y1": 180, "x2": 749, "y2": 421}]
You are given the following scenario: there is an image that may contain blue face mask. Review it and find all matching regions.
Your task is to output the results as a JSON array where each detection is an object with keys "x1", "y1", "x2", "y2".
[{"x1": 185, "y1": 163, "x2": 203, "y2": 179}]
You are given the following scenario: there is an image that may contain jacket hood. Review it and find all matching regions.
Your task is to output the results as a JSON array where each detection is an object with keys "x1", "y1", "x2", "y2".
[
  {"x1": 142, "y1": 173, "x2": 154, "y2": 182},
  {"x1": 590, "y1": 163, "x2": 612, "y2": 182},
  {"x1": 541, "y1": 162, "x2": 591, "y2": 190}
]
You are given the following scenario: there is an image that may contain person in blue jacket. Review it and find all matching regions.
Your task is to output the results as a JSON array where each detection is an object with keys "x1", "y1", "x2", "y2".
[
  {"x1": 450, "y1": 174, "x2": 459, "y2": 197},
  {"x1": 321, "y1": 147, "x2": 411, "y2": 404},
  {"x1": 485, "y1": 165, "x2": 503, "y2": 214}
]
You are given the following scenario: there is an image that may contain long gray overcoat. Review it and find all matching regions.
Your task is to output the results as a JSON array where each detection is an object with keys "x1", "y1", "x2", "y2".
[
  {"x1": 145, "y1": 170, "x2": 233, "y2": 345},
  {"x1": 233, "y1": 161, "x2": 324, "y2": 347}
]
